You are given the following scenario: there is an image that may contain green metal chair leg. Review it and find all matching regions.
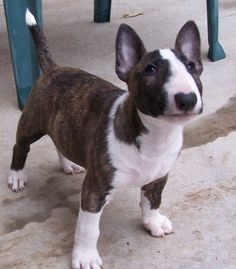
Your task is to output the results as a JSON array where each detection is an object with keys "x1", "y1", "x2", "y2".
[
  {"x1": 4, "y1": 0, "x2": 42, "y2": 110},
  {"x1": 94, "y1": 0, "x2": 112, "y2": 23},
  {"x1": 206, "y1": 0, "x2": 226, "y2": 61}
]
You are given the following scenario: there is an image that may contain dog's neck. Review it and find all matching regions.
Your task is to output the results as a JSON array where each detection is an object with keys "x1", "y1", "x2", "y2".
[
  {"x1": 112, "y1": 92, "x2": 184, "y2": 150},
  {"x1": 137, "y1": 109, "x2": 184, "y2": 156},
  {"x1": 138, "y1": 109, "x2": 184, "y2": 137},
  {"x1": 113, "y1": 93, "x2": 147, "y2": 149}
]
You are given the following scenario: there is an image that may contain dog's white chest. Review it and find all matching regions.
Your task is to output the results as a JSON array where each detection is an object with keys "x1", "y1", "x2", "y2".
[
  {"x1": 110, "y1": 131, "x2": 182, "y2": 189},
  {"x1": 107, "y1": 105, "x2": 183, "y2": 189}
]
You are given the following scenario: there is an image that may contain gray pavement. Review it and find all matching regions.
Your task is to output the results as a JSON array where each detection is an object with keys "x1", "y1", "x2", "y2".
[{"x1": 0, "y1": 0, "x2": 236, "y2": 268}]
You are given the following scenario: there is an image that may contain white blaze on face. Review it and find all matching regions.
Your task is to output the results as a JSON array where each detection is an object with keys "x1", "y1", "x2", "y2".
[{"x1": 159, "y1": 49, "x2": 202, "y2": 115}]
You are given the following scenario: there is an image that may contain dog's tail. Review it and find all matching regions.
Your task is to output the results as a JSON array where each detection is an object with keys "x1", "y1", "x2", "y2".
[{"x1": 25, "y1": 8, "x2": 56, "y2": 72}]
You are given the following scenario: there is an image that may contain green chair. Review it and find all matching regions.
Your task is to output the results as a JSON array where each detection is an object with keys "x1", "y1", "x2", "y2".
[
  {"x1": 4, "y1": 0, "x2": 42, "y2": 110},
  {"x1": 3, "y1": 0, "x2": 112, "y2": 109},
  {"x1": 94, "y1": 0, "x2": 112, "y2": 23},
  {"x1": 4, "y1": 0, "x2": 225, "y2": 110},
  {"x1": 206, "y1": 0, "x2": 226, "y2": 61}
]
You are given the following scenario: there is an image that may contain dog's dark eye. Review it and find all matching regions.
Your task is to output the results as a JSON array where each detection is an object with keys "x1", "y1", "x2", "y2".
[
  {"x1": 144, "y1": 64, "x2": 157, "y2": 75},
  {"x1": 187, "y1": 61, "x2": 195, "y2": 71}
]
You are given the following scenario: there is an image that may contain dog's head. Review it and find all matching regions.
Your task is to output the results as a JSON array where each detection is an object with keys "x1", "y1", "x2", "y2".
[{"x1": 115, "y1": 21, "x2": 203, "y2": 123}]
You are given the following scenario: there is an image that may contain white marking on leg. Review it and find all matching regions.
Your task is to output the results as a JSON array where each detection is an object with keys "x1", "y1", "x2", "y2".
[
  {"x1": 8, "y1": 169, "x2": 27, "y2": 192},
  {"x1": 72, "y1": 208, "x2": 103, "y2": 269},
  {"x1": 140, "y1": 190, "x2": 173, "y2": 237},
  {"x1": 57, "y1": 151, "x2": 85, "y2": 174}
]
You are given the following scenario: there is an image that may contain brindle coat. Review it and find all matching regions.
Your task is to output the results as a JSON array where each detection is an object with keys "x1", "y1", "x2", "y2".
[{"x1": 9, "y1": 19, "x2": 202, "y2": 224}]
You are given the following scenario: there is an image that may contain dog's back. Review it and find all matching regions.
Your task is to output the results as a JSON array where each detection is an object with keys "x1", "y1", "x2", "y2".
[{"x1": 23, "y1": 66, "x2": 124, "y2": 166}]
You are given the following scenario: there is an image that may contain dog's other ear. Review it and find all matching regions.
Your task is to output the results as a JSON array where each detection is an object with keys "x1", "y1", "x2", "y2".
[
  {"x1": 116, "y1": 24, "x2": 146, "y2": 82},
  {"x1": 175, "y1": 21, "x2": 203, "y2": 75}
]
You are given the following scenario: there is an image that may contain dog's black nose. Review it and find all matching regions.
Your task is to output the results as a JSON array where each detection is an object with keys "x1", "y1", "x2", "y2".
[{"x1": 175, "y1": 92, "x2": 197, "y2": 112}]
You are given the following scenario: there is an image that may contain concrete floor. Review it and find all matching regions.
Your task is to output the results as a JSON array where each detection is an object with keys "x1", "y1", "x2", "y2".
[{"x1": 0, "y1": 0, "x2": 236, "y2": 268}]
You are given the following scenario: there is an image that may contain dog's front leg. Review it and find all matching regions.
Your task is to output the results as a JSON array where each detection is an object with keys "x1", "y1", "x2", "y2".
[
  {"x1": 72, "y1": 174, "x2": 109, "y2": 269},
  {"x1": 140, "y1": 175, "x2": 173, "y2": 237},
  {"x1": 72, "y1": 209, "x2": 103, "y2": 269}
]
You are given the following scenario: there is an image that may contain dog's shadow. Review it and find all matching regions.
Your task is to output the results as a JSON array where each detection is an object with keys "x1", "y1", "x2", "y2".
[{"x1": 2, "y1": 168, "x2": 84, "y2": 235}]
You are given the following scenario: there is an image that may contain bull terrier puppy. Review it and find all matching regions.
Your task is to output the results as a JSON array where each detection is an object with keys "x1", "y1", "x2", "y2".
[{"x1": 8, "y1": 9, "x2": 203, "y2": 269}]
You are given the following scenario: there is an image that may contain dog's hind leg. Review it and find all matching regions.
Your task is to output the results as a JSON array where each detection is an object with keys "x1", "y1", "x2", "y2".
[
  {"x1": 8, "y1": 111, "x2": 45, "y2": 192},
  {"x1": 57, "y1": 150, "x2": 85, "y2": 175},
  {"x1": 140, "y1": 174, "x2": 173, "y2": 237}
]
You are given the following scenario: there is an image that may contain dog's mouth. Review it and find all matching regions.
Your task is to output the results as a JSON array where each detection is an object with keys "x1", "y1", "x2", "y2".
[
  {"x1": 166, "y1": 112, "x2": 198, "y2": 118},
  {"x1": 165, "y1": 106, "x2": 203, "y2": 118},
  {"x1": 165, "y1": 114, "x2": 196, "y2": 122},
  {"x1": 163, "y1": 108, "x2": 203, "y2": 122}
]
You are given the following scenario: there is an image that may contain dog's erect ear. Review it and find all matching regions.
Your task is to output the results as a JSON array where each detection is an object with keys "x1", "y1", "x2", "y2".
[
  {"x1": 175, "y1": 21, "x2": 203, "y2": 75},
  {"x1": 115, "y1": 24, "x2": 146, "y2": 82}
]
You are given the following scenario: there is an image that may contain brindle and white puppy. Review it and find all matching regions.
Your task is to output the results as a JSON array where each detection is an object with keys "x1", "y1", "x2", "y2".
[{"x1": 8, "y1": 9, "x2": 203, "y2": 269}]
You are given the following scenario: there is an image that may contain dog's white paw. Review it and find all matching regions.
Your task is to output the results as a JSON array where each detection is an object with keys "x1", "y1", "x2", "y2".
[
  {"x1": 8, "y1": 169, "x2": 27, "y2": 192},
  {"x1": 143, "y1": 213, "x2": 173, "y2": 237},
  {"x1": 72, "y1": 247, "x2": 103, "y2": 269},
  {"x1": 57, "y1": 151, "x2": 85, "y2": 175},
  {"x1": 62, "y1": 160, "x2": 85, "y2": 175}
]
